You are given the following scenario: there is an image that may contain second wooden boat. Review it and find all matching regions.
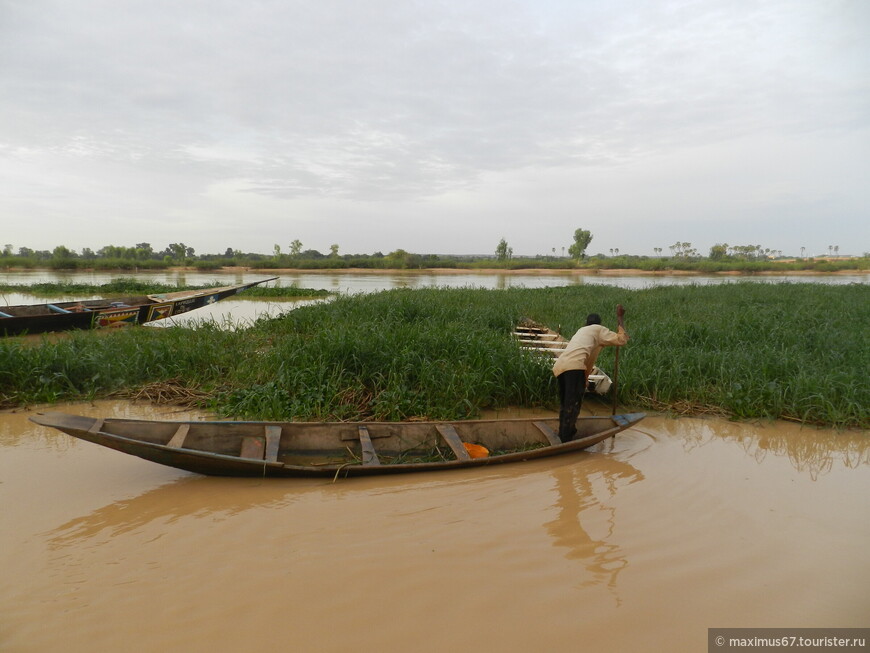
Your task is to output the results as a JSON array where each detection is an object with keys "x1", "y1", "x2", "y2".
[{"x1": 1, "y1": 277, "x2": 277, "y2": 336}]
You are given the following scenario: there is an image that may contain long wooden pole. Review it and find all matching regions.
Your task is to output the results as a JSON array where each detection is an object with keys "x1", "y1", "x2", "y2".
[
  {"x1": 611, "y1": 303, "x2": 624, "y2": 416},
  {"x1": 611, "y1": 344, "x2": 621, "y2": 416}
]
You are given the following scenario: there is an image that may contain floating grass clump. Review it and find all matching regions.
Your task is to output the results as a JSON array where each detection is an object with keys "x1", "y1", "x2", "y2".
[{"x1": 1, "y1": 283, "x2": 867, "y2": 428}]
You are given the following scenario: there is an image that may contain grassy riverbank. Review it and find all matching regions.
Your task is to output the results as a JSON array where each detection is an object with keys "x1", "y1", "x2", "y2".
[{"x1": 1, "y1": 283, "x2": 867, "y2": 428}]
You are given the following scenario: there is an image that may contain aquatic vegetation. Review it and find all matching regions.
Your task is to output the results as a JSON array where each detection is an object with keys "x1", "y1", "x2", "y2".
[{"x1": 1, "y1": 283, "x2": 867, "y2": 428}]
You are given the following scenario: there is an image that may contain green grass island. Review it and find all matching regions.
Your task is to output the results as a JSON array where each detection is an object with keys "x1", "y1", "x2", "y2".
[{"x1": 2, "y1": 281, "x2": 867, "y2": 430}]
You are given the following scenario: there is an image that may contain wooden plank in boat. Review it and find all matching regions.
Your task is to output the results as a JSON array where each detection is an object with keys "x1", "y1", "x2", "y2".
[
  {"x1": 435, "y1": 424, "x2": 471, "y2": 461},
  {"x1": 88, "y1": 419, "x2": 105, "y2": 434},
  {"x1": 264, "y1": 425, "x2": 282, "y2": 462},
  {"x1": 358, "y1": 425, "x2": 380, "y2": 466},
  {"x1": 533, "y1": 421, "x2": 561, "y2": 447},
  {"x1": 166, "y1": 424, "x2": 190, "y2": 448}
]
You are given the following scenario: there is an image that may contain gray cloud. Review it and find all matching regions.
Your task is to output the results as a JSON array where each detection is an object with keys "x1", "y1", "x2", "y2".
[{"x1": 1, "y1": 0, "x2": 868, "y2": 255}]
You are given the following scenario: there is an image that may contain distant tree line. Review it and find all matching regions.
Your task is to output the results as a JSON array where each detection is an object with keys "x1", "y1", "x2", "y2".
[
  {"x1": 1, "y1": 235, "x2": 866, "y2": 273},
  {"x1": 5, "y1": 242, "x2": 196, "y2": 266}
]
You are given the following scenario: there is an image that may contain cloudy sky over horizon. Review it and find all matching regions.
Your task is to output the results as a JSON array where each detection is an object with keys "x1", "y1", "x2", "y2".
[{"x1": 1, "y1": 0, "x2": 868, "y2": 258}]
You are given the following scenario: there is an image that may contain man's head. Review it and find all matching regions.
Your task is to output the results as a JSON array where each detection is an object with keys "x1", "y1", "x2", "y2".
[{"x1": 585, "y1": 313, "x2": 601, "y2": 326}]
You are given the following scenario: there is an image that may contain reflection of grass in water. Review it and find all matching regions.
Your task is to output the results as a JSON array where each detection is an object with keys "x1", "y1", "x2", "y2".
[
  {"x1": 668, "y1": 417, "x2": 870, "y2": 479},
  {"x1": 751, "y1": 428, "x2": 870, "y2": 479},
  {"x1": 2, "y1": 283, "x2": 867, "y2": 428}
]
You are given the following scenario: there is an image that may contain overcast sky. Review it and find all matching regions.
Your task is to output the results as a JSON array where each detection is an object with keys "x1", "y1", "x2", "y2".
[{"x1": 1, "y1": 0, "x2": 868, "y2": 258}]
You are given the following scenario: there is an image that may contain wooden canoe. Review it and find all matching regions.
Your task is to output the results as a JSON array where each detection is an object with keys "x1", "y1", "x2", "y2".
[
  {"x1": 0, "y1": 277, "x2": 277, "y2": 336},
  {"x1": 30, "y1": 411, "x2": 646, "y2": 478},
  {"x1": 514, "y1": 320, "x2": 612, "y2": 394}
]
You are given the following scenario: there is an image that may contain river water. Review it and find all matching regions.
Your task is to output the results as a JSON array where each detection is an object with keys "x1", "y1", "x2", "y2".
[
  {"x1": 2, "y1": 270, "x2": 869, "y2": 651},
  {"x1": 2, "y1": 269, "x2": 867, "y2": 330},
  {"x1": 2, "y1": 268, "x2": 868, "y2": 291},
  {"x1": 1, "y1": 401, "x2": 867, "y2": 652}
]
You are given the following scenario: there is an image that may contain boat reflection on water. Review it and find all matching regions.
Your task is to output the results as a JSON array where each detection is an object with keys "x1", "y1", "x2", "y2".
[{"x1": 44, "y1": 475, "x2": 308, "y2": 549}]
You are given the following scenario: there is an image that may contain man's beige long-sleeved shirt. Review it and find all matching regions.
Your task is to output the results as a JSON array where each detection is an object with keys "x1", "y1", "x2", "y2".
[{"x1": 552, "y1": 324, "x2": 628, "y2": 377}]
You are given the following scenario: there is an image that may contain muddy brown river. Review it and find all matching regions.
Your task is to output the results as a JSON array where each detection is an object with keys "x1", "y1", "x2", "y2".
[{"x1": 1, "y1": 402, "x2": 867, "y2": 652}]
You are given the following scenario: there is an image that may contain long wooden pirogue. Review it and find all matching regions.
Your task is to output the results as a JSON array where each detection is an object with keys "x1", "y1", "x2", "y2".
[
  {"x1": 1, "y1": 277, "x2": 277, "y2": 336},
  {"x1": 30, "y1": 411, "x2": 646, "y2": 478}
]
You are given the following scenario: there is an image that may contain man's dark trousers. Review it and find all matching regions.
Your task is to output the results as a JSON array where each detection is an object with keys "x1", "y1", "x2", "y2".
[{"x1": 557, "y1": 369, "x2": 586, "y2": 442}]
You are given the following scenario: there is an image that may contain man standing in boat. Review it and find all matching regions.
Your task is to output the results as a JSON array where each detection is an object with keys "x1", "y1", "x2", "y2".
[{"x1": 553, "y1": 305, "x2": 628, "y2": 442}]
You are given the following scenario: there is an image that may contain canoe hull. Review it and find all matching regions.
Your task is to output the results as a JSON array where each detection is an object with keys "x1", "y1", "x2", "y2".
[{"x1": 30, "y1": 411, "x2": 646, "y2": 478}]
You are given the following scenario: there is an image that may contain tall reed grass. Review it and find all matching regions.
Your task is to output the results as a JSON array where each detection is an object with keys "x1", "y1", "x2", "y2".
[{"x1": 1, "y1": 283, "x2": 866, "y2": 427}]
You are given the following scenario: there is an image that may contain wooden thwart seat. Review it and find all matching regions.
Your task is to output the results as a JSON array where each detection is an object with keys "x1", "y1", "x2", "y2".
[
  {"x1": 533, "y1": 421, "x2": 562, "y2": 447},
  {"x1": 264, "y1": 425, "x2": 281, "y2": 463},
  {"x1": 357, "y1": 425, "x2": 380, "y2": 466},
  {"x1": 166, "y1": 424, "x2": 190, "y2": 448},
  {"x1": 435, "y1": 424, "x2": 471, "y2": 461}
]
